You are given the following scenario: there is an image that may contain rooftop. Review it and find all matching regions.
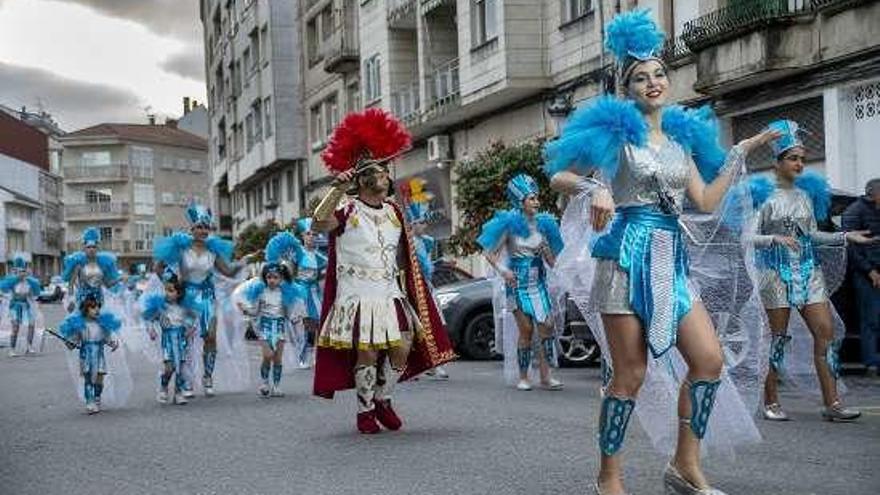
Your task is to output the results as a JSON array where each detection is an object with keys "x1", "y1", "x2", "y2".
[{"x1": 62, "y1": 123, "x2": 208, "y2": 150}]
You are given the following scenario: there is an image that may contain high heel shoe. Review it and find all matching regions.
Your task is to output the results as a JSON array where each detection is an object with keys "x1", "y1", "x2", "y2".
[
  {"x1": 663, "y1": 462, "x2": 726, "y2": 495},
  {"x1": 593, "y1": 480, "x2": 631, "y2": 495}
]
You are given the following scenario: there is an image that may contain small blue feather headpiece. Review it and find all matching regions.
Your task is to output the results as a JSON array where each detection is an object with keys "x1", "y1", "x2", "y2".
[
  {"x1": 82, "y1": 227, "x2": 101, "y2": 247},
  {"x1": 264, "y1": 262, "x2": 283, "y2": 275},
  {"x1": 406, "y1": 202, "x2": 430, "y2": 223},
  {"x1": 506, "y1": 174, "x2": 539, "y2": 209},
  {"x1": 295, "y1": 218, "x2": 313, "y2": 235},
  {"x1": 160, "y1": 266, "x2": 178, "y2": 283},
  {"x1": 605, "y1": 9, "x2": 666, "y2": 83},
  {"x1": 185, "y1": 200, "x2": 214, "y2": 227},
  {"x1": 10, "y1": 253, "x2": 27, "y2": 271},
  {"x1": 768, "y1": 119, "x2": 806, "y2": 158}
]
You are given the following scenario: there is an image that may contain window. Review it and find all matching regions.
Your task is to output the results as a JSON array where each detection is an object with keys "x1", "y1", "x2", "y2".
[
  {"x1": 134, "y1": 183, "x2": 155, "y2": 215},
  {"x1": 161, "y1": 192, "x2": 176, "y2": 205},
  {"x1": 307, "y1": 17, "x2": 319, "y2": 65},
  {"x1": 162, "y1": 227, "x2": 174, "y2": 237},
  {"x1": 472, "y1": 0, "x2": 498, "y2": 47},
  {"x1": 249, "y1": 28, "x2": 259, "y2": 72},
  {"x1": 246, "y1": 112, "x2": 255, "y2": 151},
  {"x1": 263, "y1": 97, "x2": 273, "y2": 137},
  {"x1": 242, "y1": 47, "x2": 252, "y2": 79},
  {"x1": 99, "y1": 227, "x2": 113, "y2": 244},
  {"x1": 217, "y1": 120, "x2": 227, "y2": 159},
  {"x1": 84, "y1": 189, "x2": 112, "y2": 203},
  {"x1": 310, "y1": 104, "x2": 324, "y2": 148},
  {"x1": 324, "y1": 93, "x2": 339, "y2": 139},
  {"x1": 560, "y1": 0, "x2": 592, "y2": 25},
  {"x1": 80, "y1": 151, "x2": 111, "y2": 167},
  {"x1": 256, "y1": 186, "x2": 263, "y2": 213},
  {"x1": 320, "y1": 6, "x2": 334, "y2": 41},
  {"x1": 286, "y1": 169, "x2": 295, "y2": 202},
  {"x1": 260, "y1": 25, "x2": 269, "y2": 64},
  {"x1": 252, "y1": 99, "x2": 263, "y2": 142},
  {"x1": 270, "y1": 177, "x2": 280, "y2": 201},
  {"x1": 246, "y1": 190, "x2": 253, "y2": 218},
  {"x1": 130, "y1": 146, "x2": 154, "y2": 178},
  {"x1": 135, "y1": 222, "x2": 155, "y2": 252},
  {"x1": 364, "y1": 55, "x2": 381, "y2": 103}
]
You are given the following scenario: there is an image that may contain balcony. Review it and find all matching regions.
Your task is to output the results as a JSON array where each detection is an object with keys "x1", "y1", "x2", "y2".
[
  {"x1": 390, "y1": 81, "x2": 421, "y2": 128},
  {"x1": 421, "y1": 0, "x2": 455, "y2": 16},
  {"x1": 322, "y1": 17, "x2": 359, "y2": 73},
  {"x1": 681, "y1": 0, "x2": 880, "y2": 95},
  {"x1": 661, "y1": 35, "x2": 693, "y2": 66},
  {"x1": 424, "y1": 58, "x2": 460, "y2": 118},
  {"x1": 387, "y1": 0, "x2": 416, "y2": 29},
  {"x1": 65, "y1": 202, "x2": 130, "y2": 221},
  {"x1": 64, "y1": 164, "x2": 130, "y2": 183},
  {"x1": 6, "y1": 217, "x2": 30, "y2": 231},
  {"x1": 64, "y1": 239, "x2": 151, "y2": 255}
]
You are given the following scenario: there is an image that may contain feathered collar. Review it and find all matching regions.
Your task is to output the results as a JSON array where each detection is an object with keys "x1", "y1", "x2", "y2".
[{"x1": 476, "y1": 209, "x2": 564, "y2": 256}]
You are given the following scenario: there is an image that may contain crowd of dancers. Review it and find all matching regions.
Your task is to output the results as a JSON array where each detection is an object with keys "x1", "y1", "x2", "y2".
[{"x1": 2, "y1": 9, "x2": 876, "y2": 495}]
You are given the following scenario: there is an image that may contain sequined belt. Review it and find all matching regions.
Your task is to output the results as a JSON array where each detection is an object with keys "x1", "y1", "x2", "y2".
[
  {"x1": 592, "y1": 206, "x2": 691, "y2": 358},
  {"x1": 336, "y1": 263, "x2": 397, "y2": 282},
  {"x1": 757, "y1": 236, "x2": 817, "y2": 306}
]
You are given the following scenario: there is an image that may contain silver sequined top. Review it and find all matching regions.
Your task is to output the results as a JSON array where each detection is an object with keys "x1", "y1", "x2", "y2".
[
  {"x1": 612, "y1": 142, "x2": 691, "y2": 209},
  {"x1": 181, "y1": 248, "x2": 216, "y2": 284},
  {"x1": 83, "y1": 320, "x2": 107, "y2": 342},
  {"x1": 12, "y1": 280, "x2": 31, "y2": 300},
  {"x1": 81, "y1": 262, "x2": 105, "y2": 289},
  {"x1": 159, "y1": 303, "x2": 191, "y2": 329},
  {"x1": 753, "y1": 185, "x2": 844, "y2": 247},
  {"x1": 258, "y1": 287, "x2": 285, "y2": 318},
  {"x1": 505, "y1": 221, "x2": 546, "y2": 259}
]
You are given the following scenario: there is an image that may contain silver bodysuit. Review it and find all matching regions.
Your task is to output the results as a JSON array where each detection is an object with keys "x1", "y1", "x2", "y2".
[
  {"x1": 258, "y1": 288, "x2": 286, "y2": 318},
  {"x1": 592, "y1": 141, "x2": 694, "y2": 314},
  {"x1": 160, "y1": 303, "x2": 191, "y2": 329},
  {"x1": 182, "y1": 248, "x2": 216, "y2": 284},
  {"x1": 505, "y1": 221, "x2": 545, "y2": 259},
  {"x1": 12, "y1": 280, "x2": 31, "y2": 300},
  {"x1": 754, "y1": 185, "x2": 843, "y2": 308},
  {"x1": 81, "y1": 262, "x2": 104, "y2": 289}
]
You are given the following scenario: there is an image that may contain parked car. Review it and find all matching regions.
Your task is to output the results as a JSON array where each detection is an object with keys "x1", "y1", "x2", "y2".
[
  {"x1": 37, "y1": 277, "x2": 66, "y2": 303},
  {"x1": 433, "y1": 263, "x2": 599, "y2": 365}
]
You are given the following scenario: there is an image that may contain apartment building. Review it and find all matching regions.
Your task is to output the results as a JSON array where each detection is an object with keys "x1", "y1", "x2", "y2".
[
  {"x1": 301, "y1": 0, "x2": 362, "y2": 204},
  {"x1": 59, "y1": 124, "x2": 209, "y2": 269},
  {"x1": 201, "y1": 0, "x2": 308, "y2": 238}
]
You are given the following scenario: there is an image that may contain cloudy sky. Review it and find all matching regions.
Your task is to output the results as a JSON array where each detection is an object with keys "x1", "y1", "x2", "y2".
[{"x1": 0, "y1": 0, "x2": 206, "y2": 131}]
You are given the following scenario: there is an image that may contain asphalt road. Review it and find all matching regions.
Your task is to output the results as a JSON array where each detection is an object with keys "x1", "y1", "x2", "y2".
[{"x1": 1, "y1": 303, "x2": 878, "y2": 495}]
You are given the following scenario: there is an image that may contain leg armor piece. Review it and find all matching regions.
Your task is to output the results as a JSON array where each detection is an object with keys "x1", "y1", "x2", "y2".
[
  {"x1": 684, "y1": 379, "x2": 721, "y2": 440},
  {"x1": 825, "y1": 339, "x2": 842, "y2": 380},
  {"x1": 598, "y1": 395, "x2": 636, "y2": 456},
  {"x1": 354, "y1": 365, "x2": 377, "y2": 414},
  {"x1": 517, "y1": 347, "x2": 532, "y2": 374},
  {"x1": 769, "y1": 333, "x2": 791, "y2": 374},
  {"x1": 541, "y1": 337, "x2": 555, "y2": 363},
  {"x1": 203, "y1": 349, "x2": 217, "y2": 378}
]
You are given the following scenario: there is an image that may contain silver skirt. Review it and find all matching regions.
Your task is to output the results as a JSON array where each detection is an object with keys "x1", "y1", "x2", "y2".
[
  {"x1": 590, "y1": 259, "x2": 700, "y2": 315},
  {"x1": 759, "y1": 269, "x2": 828, "y2": 309}
]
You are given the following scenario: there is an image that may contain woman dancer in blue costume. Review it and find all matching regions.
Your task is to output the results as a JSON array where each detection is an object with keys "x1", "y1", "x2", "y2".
[
  {"x1": 62, "y1": 227, "x2": 121, "y2": 311},
  {"x1": 153, "y1": 201, "x2": 255, "y2": 397},
  {"x1": 409, "y1": 202, "x2": 450, "y2": 380},
  {"x1": 1, "y1": 254, "x2": 43, "y2": 356},
  {"x1": 141, "y1": 271, "x2": 200, "y2": 406},
  {"x1": 239, "y1": 262, "x2": 305, "y2": 397},
  {"x1": 265, "y1": 218, "x2": 327, "y2": 369},
  {"x1": 477, "y1": 174, "x2": 564, "y2": 391},
  {"x1": 58, "y1": 295, "x2": 126, "y2": 414},
  {"x1": 545, "y1": 10, "x2": 779, "y2": 495},
  {"x1": 731, "y1": 120, "x2": 874, "y2": 423}
]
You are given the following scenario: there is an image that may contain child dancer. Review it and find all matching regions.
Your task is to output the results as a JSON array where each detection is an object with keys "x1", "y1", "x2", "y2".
[
  {"x1": 142, "y1": 271, "x2": 199, "y2": 405},
  {"x1": 58, "y1": 295, "x2": 124, "y2": 414},
  {"x1": 240, "y1": 263, "x2": 305, "y2": 397},
  {"x1": 1, "y1": 254, "x2": 43, "y2": 356}
]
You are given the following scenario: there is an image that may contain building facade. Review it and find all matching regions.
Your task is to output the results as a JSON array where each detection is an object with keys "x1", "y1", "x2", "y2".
[
  {"x1": 201, "y1": 0, "x2": 309, "y2": 238},
  {"x1": 59, "y1": 124, "x2": 210, "y2": 270}
]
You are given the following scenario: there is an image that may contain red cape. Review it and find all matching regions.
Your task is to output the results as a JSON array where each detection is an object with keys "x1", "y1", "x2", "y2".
[{"x1": 313, "y1": 200, "x2": 457, "y2": 399}]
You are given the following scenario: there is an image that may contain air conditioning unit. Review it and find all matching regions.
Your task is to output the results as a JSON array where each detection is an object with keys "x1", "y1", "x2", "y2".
[{"x1": 426, "y1": 135, "x2": 450, "y2": 162}]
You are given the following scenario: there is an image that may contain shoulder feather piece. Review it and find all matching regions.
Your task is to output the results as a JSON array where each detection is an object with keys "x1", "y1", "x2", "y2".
[
  {"x1": 141, "y1": 293, "x2": 168, "y2": 322},
  {"x1": 26, "y1": 277, "x2": 41, "y2": 296},
  {"x1": 536, "y1": 213, "x2": 564, "y2": 256},
  {"x1": 241, "y1": 279, "x2": 266, "y2": 304},
  {"x1": 62, "y1": 252, "x2": 87, "y2": 282},
  {"x1": 476, "y1": 209, "x2": 531, "y2": 252},
  {"x1": 661, "y1": 105, "x2": 727, "y2": 182},
  {"x1": 153, "y1": 232, "x2": 194, "y2": 266},
  {"x1": 544, "y1": 96, "x2": 647, "y2": 179},
  {"x1": 59, "y1": 313, "x2": 85, "y2": 339},
  {"x1": 205, "y1": 235, "x2": 234, "y2": 264},
  {"x1": 0, "y1": 275, "x2": 17, "y2": 292},
  {"x1": 280, "y1": 281, "x2": 306, "y2": 308},
  {"x1": 794, "y1": 171, "x2": 831, "y2": 222},
  {"x1": 96, "y1": 252, "x2": 119, "y2": 284},
  {"x1": 97, "y1": 312, "x2": 122, "y2": 334},
  {"x1": 265, "y1": 232, "x2": 304, "y2": 265},
  {"x1": 720, "y1": 174, "x2": 775, "y2": 229}
]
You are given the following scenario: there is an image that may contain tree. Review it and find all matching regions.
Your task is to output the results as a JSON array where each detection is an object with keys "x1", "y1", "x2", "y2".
[
  {"x1": 447, "y1": 139, "x2": 559, "y2": 256},
  {"x1": 234, "y1": 219, "x2": 284, "y2": 260}
]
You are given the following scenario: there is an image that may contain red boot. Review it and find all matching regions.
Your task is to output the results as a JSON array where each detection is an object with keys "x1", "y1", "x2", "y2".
[
  {"x1": 374, "y1": 399, "x2": 403, "y2": 431},
  {"x1": 357, "y1": 410, "x2": 381, "y2": 434}
]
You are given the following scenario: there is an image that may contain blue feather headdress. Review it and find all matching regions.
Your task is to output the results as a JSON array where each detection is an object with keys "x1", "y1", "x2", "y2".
[
  {"x1": 506, "y1": 174, "x2": 539, "y2": 209},
  {"x1": 295, "y1": 217, "x2": 314, "y2": 235},
  {"x1": 82, "y1": 227, "x2": 101, "y2": 247},
  {"x1": 605, "y1": 9, "x2": 666, "y2": 84},
  {"x1": 265, "y1": 231, "x2": 303, "y2": 264},
  {"x1": 10, "y1": 253, "x2": 27, "y2": 272},
  {"x1": 185, "y1": 200, "x2": 214, "y2": 227},
  {"x1": 768, "y1": 119, "x2": 806, "y2": 158}
]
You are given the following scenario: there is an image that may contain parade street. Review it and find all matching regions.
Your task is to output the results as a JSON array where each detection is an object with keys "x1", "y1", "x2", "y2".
[{"x1": 1, "y1": 303, "x2": 878, "y2": 495}]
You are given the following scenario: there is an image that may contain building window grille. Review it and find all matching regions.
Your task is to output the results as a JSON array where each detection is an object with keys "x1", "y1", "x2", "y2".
[{"x1": 732, "y1": 96, "x2": 825, "y2": 171}]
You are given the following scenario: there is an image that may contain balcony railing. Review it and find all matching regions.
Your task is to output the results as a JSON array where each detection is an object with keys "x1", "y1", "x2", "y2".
[
  {"x1": 660, "y1": 35, "x2": 693, "y2": 64},
  {"x1": 65, "y1": 202, "x2": 130, "y2": 219},
  {"x1": 64, "y1": 164, "x2": 130, "y2": 181},
  {"x1": 322, "y1": 16, "x2": 359, "y2": 73},
  {"x1": 425, "y1": 58, "x2": 460, "y2": 114},
  {"x1": 682, "y1": 0, "x2": 811, "y2": 51},
  {"x1": 388, "y1": 0, "x2": 416, "y2": 26},
  {"x1": 64, "y1": 239, "x2": 151, "y2": 254},
  {"x1": 421, "y1": 0, "x2": 455, "y2": 15},
  {"x1": 390, "y1": 82, "x2": 421, "y2": 127}
]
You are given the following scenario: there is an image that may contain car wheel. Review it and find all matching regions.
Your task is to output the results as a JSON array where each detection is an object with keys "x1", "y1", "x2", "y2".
[
  {"x1": 557, "y1": 325, "x2": 600, "y2": 367},
  {"x1": 462, "y1": 310, "x2": 496, "y2": 360}
]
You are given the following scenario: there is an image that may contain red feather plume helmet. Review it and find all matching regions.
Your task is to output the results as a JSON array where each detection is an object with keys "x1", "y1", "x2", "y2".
[{"x1": 321, "y1": 108, "x2": 412, "y2": 175}]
